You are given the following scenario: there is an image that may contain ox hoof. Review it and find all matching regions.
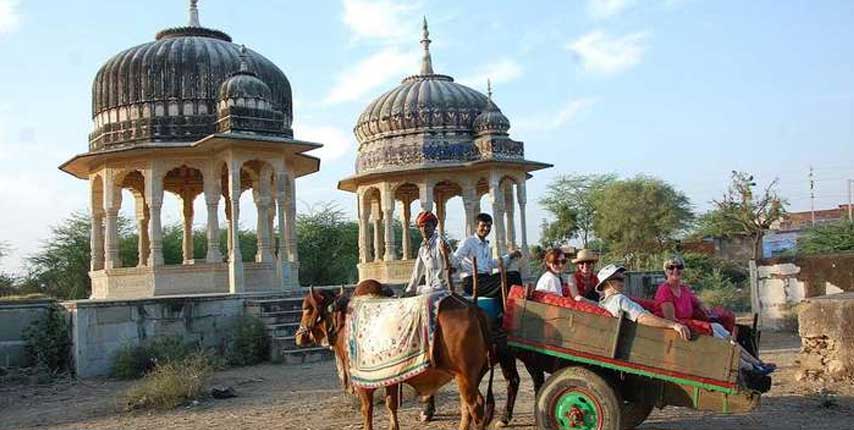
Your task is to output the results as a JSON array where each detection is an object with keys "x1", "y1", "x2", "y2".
[
  {"x1": 419, "y1": 411, "x2": 434, "y2": 422},
  {"x1": 492, "y1": 418, "x2": 509, "y2": 428}
]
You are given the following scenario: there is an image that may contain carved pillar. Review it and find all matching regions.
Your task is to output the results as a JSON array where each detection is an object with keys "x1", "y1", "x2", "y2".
[
  {"x1": 418, "y1": 181, "x2": 434, "y2": 213},
  {"x1": 489, "y1": 175, "x2": 506, "y2": 258},
  {"x1": 358, "y1": 191, "x2": 371, "y2": 263},
  {"x1": 253, "y1": 176, "x2": 274, "y2": 263},
  {"x1": 371, "y1": 200, "x2": 383, "y2": 262},
  {"x1": 103, "y1": 172, "x2": 121, "y2": 269},
  {"x1": 463, "y1": 183, "x2": 477, "y2": 237},
  {"x1": 436, "y1": 196, "x2": 447, "y2": 237},
  {"x1": 504, "y1": 182, "x2": 516, "y2": 249},
  {"x1": 400, "y1": 200, "x2": 412, "y2": 260},
  {"x1": 381, "y1": 186, "x2": 395, "y2": 261},
  {"x1": 224, "y1": 194, "x2": 233, "y2": 256},
  {"x1": 90, "y1": 179, "x2": 105, "y2": 271},
  {"x1": 275, "y1": 171, "x2": 290, "y2": 287},
  {"x1": 285, "y1": 173, "x2": 298, "y2": 264},
  {"x1": 517, "y1": 181, "x2": 529, "y2": 273},
  {"x1": 181, "y1": 192, "x2": 195, "y2": 264},
  {"x1": 145, "y1": 164, "x2": 164, "y2": 267},
  {"x1": 134, "y1": 193, "x2": 150, "y2": 267},
  {"x1": 227, "y1": 158, "x2": 244, "y2": 293},
  {"x1": 203, "y1": 166, "x2": 222, "y2": 263}
]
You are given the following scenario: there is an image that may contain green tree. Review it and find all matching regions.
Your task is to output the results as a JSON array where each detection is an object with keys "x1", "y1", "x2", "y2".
[
  {"x1": 798, "y1": 221, "x2": 854, "y2": 255},
  {"x1": 592, "y1": 175, "x2": 693, "y2": 267},
  {"x1": 707, "y1": 171, "x2": 786, "y2": 260},
  {"x1": 296, "y1": 203, "x2": 359, "y2": 286},
  {"x1": 24, "y1": 212, "x2": 96, "y2": 299},
  {"x1": 539, "y1": 173, "x2": 616, "y2": 247}
]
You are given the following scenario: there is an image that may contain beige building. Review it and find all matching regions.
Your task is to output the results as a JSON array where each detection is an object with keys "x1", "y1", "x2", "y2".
[
  {"x1": 59, "y1": 2, "x2": 321, "y2": 299},
  {"x1": 339, "y1": 20, "x2": 551, "y2": 284}
]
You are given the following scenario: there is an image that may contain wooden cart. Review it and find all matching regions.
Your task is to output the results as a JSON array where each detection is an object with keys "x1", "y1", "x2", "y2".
[{"x1": 502, "y1": 286, "x2": 766, "y2": 430}]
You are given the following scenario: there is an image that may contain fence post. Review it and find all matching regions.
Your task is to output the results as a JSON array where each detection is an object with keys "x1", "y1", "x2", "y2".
[{"x1": 749, "y1": 259, "x2": 761, "y2": 326}]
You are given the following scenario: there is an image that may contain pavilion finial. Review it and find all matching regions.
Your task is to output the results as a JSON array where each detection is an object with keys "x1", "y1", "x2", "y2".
[
  {"x1": 239, "y1": 45, "x2": 249, "y2": 72},
  {"x1": 487, "y1": 79, "x2": 493, "y2": 100},
  {"x1": 420, "y1": 17, "x2": 434, "y2": 75},
  {"x1": 189, "y1": 0, "x2": 201, "y2": 27}
]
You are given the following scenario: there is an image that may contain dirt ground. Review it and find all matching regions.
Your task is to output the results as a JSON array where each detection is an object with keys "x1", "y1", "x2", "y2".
[{"x1": 1, "y1": 331, "x2": 852, "y2": 430}]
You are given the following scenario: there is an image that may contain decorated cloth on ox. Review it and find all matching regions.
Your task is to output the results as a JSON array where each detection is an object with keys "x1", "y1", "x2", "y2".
[{"x1": 346, "y1": 290, "x2": 450, "y2": 388}]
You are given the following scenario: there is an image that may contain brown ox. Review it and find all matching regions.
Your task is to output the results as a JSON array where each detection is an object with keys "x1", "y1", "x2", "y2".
[{"x1": 295, "y1": 280, "x2": 495, "y2": 430}]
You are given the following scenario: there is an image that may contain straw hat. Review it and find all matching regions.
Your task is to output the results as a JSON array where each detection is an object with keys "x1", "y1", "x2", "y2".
[{"x1": 571, "y1": 248, "x2": 599, "y2": 264}]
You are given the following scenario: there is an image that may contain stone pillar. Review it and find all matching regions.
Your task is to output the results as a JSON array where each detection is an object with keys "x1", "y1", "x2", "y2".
[
  {"x1": 203, "y1": 167, "x2": 222, "y2": 263},
  {"x1": 419, "y1": 182, "x2": 434, "y2": 213},
  {"x1": 253, "y1": 178, "x2": 274, "y2": 263},
  {"x1": 227, "y1": 158, "x2": 245, "y2": 293},
  {"x1": 382, "y1": 185, "x2": 396, "y2": 261},
  {"x1": 358, "y1": 192, "x2": 372, "y2": 263},
  {"x1": 90, "y1": 177, "x2": 105, "y2": 271},
  {"x1": 371, "y1": 200, "x2": 383, "y2": 262},
  {"x1": 517, "y1": 181, "x2": 529, "y2": 276},
  {"x1": 504, "y1": 182, "x2": 516, "y2": 249},
  {"x1": 134, "y1": 194, "x2": 150, "y2": 267},
  {"x1": 181, "y1": 192, "x2": 195, "y2": 264},
  {"x1": 275, "y1": 171, "x2": 290, "y2": 287},
  {"x1": 224, "y1": 197, "x2": 233, "y2": 256},
  {"x1": 103, "y1": 173, "x2": 121, "y2": 269},
  {"x1": 145, "y1": 165, "x2": 164, "y2": 267},
  {"x1": 436, "y1": 197, "x2": 446, "y2": 237},
  {"x1": 489, "y1": 176, "x2": 506, "y2": 258},
  {"x1": 463, "y1": 184, "x2": 477, "y2": 237},
  {"x1": 285, "y1": 173, "x2": 298, "y2": 264},
  {"x1": 400, "y1": 200, "x2": 412, "y2": 260}
]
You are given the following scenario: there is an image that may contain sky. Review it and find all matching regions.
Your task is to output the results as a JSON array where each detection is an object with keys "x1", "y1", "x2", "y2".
[{"x1": 0, "y1": 0, "x2": 853, "y2": 272}]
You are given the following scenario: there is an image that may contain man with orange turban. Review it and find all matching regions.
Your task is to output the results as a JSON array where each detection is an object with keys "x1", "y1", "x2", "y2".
[{"x1": 404, "y1": 210, "x2": 456, "y2": 296}]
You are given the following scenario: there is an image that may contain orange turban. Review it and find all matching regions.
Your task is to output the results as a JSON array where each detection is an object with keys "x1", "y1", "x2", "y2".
[{"x1": 415, "y1": 211, "x2": 438, "y2": 226}]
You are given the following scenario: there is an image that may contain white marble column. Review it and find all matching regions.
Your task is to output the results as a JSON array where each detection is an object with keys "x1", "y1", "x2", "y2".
[
  {"x1": 400, "y1": 200, "x2": 412, "y2": 260},
  {"x1": 371, "y1": 200, "x2": 383, "y2": 262},
  {"x1": 181, "y1": 192, "x2": 195, "y2": 264},
  {"x1": 436, "y1": 197, "x2": 447, "y2": 237},
  {"x1": 463, "y1": 184, "x2": 477, "y2": 237},
  {"x1": 203, "y1": 167, "x2": 222, "y2": 263},
  {"x1": 418, "y1": 182, "x2": 434, "y2": 213},
  {"x1": 504, "y1": 182, "x2": 516, "y2": 249},
  {"x1": 224, "y1": 198, "x2": 233, "y2": 256},
  {"x1": 145, "y1": 165, "x2": 164, "y2": 267},
  {"x1": 253, "y1": 178, "x2": 274, "y2": 263},
  {"x1": 134, "y1": 193, "x2": 150, "y2": 267},
  {"x1": 489, "y1": 176, "x2": 507, "y2": 258},
  {"x1": 382, "y1": 184, "x2": 396, "y2": 261},
  {"x1": 516, "y1": 180, "x2": 529, "y2": 256},
  {"x1": 90, "y1": 177, "x2": 105, "y2": 271},
  {"x1": 227, "y1": 158, "x2": 245, "y2": 293},
  {"x1": 103, "y1": 173, "x2": 121, "y2": 269},
  {"x1": 285, "y1": 173, "x2": 298, "y2": 264},
  {"x1": 275, "y1": 171, "x2": 289, "y2": 287},
  {"x1": 358, "y1": 191, "x2": 371, "y2": 263}
]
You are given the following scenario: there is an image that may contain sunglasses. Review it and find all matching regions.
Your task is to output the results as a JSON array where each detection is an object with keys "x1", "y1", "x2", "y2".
[
  {"x1": 579, "y1": 261, "x2": 595, "y2": 266},
  {"x1": 556, "y1": 259, "x2": 568, "y2": 265},
  {"x1": 666, "y1": 266, "x2": 684, "y2": 272}
]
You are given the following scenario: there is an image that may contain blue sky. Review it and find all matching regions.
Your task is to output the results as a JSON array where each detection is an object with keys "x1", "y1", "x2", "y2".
[{"x1": 1, "y1": 0, "x2": 853, "y2": 272}]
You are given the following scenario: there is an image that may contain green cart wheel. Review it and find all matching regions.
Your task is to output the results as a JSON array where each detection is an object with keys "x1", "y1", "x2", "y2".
[{"x1": 535, "y1": 366, "x2": 622, "y2": 430}]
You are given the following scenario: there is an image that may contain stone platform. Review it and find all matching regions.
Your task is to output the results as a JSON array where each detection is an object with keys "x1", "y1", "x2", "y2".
[{"x1": 798, "y1": 292, "x2": 854, "y2": 381}]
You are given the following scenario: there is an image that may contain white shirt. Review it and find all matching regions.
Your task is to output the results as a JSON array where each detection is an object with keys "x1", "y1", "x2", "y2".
[
  {"x1": 535, "y1": 271, "x2": 564, "y2": 295},
  {"x1": 599, "y1": 293, "x2": 649, "y2": 322},
  {"x1": 406, "y1": 233, "x2": 455, "y2": 295},
  {"x1": 452, "y1": 235, "x2": 511, "y2": 278}
]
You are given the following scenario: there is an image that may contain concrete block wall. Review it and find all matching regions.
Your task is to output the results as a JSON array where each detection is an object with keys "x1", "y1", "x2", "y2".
[{"x1": 0, "y1": 301, "x2": 53, "y2": 367}]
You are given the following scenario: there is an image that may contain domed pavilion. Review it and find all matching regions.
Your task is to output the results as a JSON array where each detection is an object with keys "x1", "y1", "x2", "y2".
[
  {"x1": 60, "y1": 1, "x2": 322, "y2": 299},
  {"x1": 338, "y1": 20, "x2": 551, "y2": 284}
]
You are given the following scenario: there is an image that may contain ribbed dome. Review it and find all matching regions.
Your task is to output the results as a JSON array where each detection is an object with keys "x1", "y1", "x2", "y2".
[
  {"x1": 89, "y1": 11, "x2": 292, "y2": 150},
  {"x1": 354, "y1": 74, "x2": 489, "y2": 143},
  {"x1": 218, "y1": 48, "x2": 273, "y2": 103},
  {"x1": 473, "y1": 97, "x2": 510, "y2": 136}
]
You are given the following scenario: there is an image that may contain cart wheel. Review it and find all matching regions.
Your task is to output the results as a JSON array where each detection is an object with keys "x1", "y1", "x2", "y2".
[
  {"x1": 620, "y1": 397, "x2": 654, "y2": 429},
  {"x1": 535, "y1": 366, "x2": 622, "y2": 430}
]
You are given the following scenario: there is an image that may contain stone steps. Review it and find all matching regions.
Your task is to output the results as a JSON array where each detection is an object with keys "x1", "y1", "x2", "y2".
[{"x1": 245, "y1": 296, "x2": 333, "y2": 364}]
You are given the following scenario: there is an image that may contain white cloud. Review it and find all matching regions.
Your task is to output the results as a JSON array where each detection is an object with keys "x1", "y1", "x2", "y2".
[
  {"x1": 342, "y1": 0, "x2": 420, "y2": 43},
  {"x1": 457, "y1": 58, "x2": 524, "y2": 89},
  {"x1": 566, "y1": 30, "x2": 649, "y2": 76},
  {"x1": 588, "y1": 0, "x2": 637, "y2": 19},
  {"x1": 297, "y1": 124, "x2": 355, "y2": 162},
  {"x1": 324, "y1": 47, "x2": 417, "y2": 105},
  {"x1": 0, "y1": 0, "x2": 19, "y2": 34},
  {"x1": 515, "y1": 97, "x2": 598, "y2": 132}
]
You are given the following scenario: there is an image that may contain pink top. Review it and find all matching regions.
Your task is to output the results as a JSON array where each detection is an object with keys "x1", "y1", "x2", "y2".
[{"x1": 654, "y1": 283, "x2": 700, "y2": 320}]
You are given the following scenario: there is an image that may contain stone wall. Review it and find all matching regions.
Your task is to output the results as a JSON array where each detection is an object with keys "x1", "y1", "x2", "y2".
[
  {"x1": 62, "y1": 293, "x2": 287, "y2": 378},
  {"x1": 754, "y1": 253, "x2": 854, "y2": 329},
  {"x1": 0, "y1": 301, "x2": 53, "y2": 367},
  {"x1": 797, "y1": 292, "x2": 854, "y2": 381}
]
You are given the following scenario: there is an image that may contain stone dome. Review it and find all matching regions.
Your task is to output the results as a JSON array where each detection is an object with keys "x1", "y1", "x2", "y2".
[
  {"x1": 218, "y1": 47, "x2": 274, "y2": 106},
  {"x1": 473, "y1": 87, "x2": 510, "y2": 136},
  {"x1": 89, "y1": 6, "x2": 292, "y2": 150}
]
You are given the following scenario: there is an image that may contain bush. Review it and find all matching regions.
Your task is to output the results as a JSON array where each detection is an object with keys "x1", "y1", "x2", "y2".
[
  {"x1": 23, "y1": 304, "x2": 71, "y2": 373},
  {"x1": 224, "y1": 314, "x2": 270, "y2": 366},
  {"x1": 112, "y1": 336, "x2": 196, "y2": 379},
  {"x1": 121, "y1": 352, "x2": 212, "y2": 410},
  {"x1": 798, "y1": 221, "x2": 854, "y2": 255}
]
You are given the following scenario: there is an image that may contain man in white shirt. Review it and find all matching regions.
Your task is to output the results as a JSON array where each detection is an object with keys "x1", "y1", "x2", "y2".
[
  {"x1": 453, "y1": 213, "x2": 522, "y2": 297},
  {"x1": 405, "y1": 211, "x2": 454, "y2": 296}
]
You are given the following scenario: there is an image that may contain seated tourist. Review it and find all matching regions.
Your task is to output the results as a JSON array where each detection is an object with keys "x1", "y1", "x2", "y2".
[
  {"x1": 655, "y1": 255, "x2": 775, "y2": 374},
  {"x1": 571, "y1": 248, "x2": 601, "y2": 302},
  {"x1": 535, "y1": 248, "x2": 597, "y2": 304},
  {"x1": 595, "y1": 264, "x2": 692, "y2": 340}
]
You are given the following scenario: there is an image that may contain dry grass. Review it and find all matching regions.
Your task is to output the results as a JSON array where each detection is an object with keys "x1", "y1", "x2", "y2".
[{"x1": 121, "y1": 353, "x2": 213, "y2": 411}]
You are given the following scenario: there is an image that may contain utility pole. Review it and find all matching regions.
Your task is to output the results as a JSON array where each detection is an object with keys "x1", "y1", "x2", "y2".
[
  {"x1": 809, "y1": 166, "x2": 816, "y2": 226},
  {"x1": 848, "y1": 178, "x2": 853, "y2": 222}
]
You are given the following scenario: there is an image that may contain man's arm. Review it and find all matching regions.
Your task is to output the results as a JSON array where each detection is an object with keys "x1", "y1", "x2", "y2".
[
  {"x1": 636, "y1": 313, "x2": 691, "y2": 340},
  {"x1": 405, "y1": 253, "x2": 425, "y2": 295}
]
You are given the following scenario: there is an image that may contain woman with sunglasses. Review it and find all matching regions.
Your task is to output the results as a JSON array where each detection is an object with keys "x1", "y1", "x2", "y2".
[
  {"x1": 534, "y1": 248, "x2": 569, "y2": 296},
  {"x1": 571, "y1": 248, "x2": 601, "y2": 301}
]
